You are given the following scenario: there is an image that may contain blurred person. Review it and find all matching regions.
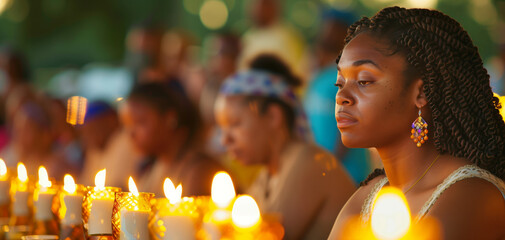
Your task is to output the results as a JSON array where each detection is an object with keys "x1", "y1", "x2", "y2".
[
  {"x1": 10, "y1": 99, "x2": 75, "y2": 180},
  {"x1": 49, "y1": 98, "x2": 84, "y2": 175},
  {"x1": 0, "y1": 47, "x2": 31, "y2": 151},
  {"x1": 239, "y1": 0, "x2": 307, "y2": 82},
  {"x1": 125, "y1": 21, "x2": 165, "y2": 83},
  {"x1": 200, "y1": 33, "x2": 241, "y2": 126},
  {"x1": 78, "y1": 101, "x2": 141, "y2": 189},
  {"x1": 303, "y1": 9, "x2": 372, "y2": 184},
  {"x1": 215, "y1": 69, "x2": 355, "y2": 239},
  {"x1": 122, "y1": 82, "x2": 223, "y2": 196}
]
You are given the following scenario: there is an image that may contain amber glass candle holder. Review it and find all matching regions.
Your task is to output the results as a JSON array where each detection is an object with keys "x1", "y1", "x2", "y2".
[
  {"x1": 82, "y1": 187, "x2": 121, "y2": 238},
  {"x1": 149, "y1": 197, "x2": 201, "y2": 240},
  {"x1": 111, "y1": 192, "x2": 154, "y2": 240}
]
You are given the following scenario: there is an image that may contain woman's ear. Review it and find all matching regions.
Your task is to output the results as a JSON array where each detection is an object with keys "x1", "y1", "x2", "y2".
[{"x1": 412, "y1": 78, "x2": 427, "y2": 108}]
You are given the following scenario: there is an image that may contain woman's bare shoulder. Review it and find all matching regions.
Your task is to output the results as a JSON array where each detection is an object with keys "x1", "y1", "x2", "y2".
[{"x1": 428, "y1": 177, "x2": 505, "y2": 239}]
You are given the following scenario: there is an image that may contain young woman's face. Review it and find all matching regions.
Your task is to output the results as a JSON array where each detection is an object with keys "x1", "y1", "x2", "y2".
[
  {"x1": 214, "y1": 96, "x2": 272, "y2": 166},
  {"x1": 122, "y1": 100, "x2": 171, "y2": 155},
  {"x1": 335, "y1": 33, "x2": 421, "y2": 148}
]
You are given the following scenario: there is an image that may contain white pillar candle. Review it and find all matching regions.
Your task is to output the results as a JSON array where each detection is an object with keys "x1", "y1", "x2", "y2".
[
  {"x1": 159, "y1": 215, "x2": 196, "y2": 240},
  {"x1": 88, "y1": 198, "x2": 114, "y2": 235},
  {"x1": 0, "y1": 181, "x2": 9, "y2": 204},
  {"x1": 34, "y1": 193, "x2": 55, "y2": 220},
  {"x1": 61, "y1": 194, "x2": 84, "y2": 226},
  {"x1": 120, "y1": 210, "x2": 149, "y2": 240},
  {"x1": 12, "y1": 191, "x2": 29, "y2": 216}
]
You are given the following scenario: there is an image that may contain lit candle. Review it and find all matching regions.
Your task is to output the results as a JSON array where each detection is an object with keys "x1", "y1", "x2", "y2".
[
  {"x1": 210, "y1": 171, "x2": 236, "y2": 222},
  {"x1": 202, "y1": 172, "x2": 237, "y2": 240},
  {"x1": 61, "y1": 174, "x2": 84, "y2": 226},
  {"x1": 33, "y1": 166, "x2": 56, "y2": 221},
  {"x1": 0, "y1": 159, "x2": 9, "y2": 205},
  {"x1": 371, "y1": 187, "x2": 411, "y2": 240},
  {"x1": 231, "y1": 195, "x2": 261, "y2": 233},
  {"x1": 88, "y1": 169, "x2": 115, "y2": 235},
  {"x1": 12, "y1": 163, "x2": 29, "y2": 217},
  {"x1": 154, "y1": 178, "x2": 196, "y2": 240},
  {"x1": 119, "y1": 177, "x2": 150, "y2": 240}
]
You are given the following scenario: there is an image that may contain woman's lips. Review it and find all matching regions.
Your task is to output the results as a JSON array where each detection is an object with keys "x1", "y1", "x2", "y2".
[{"x1": 336, "y1": 112, "x2": 358, "y2": 128}]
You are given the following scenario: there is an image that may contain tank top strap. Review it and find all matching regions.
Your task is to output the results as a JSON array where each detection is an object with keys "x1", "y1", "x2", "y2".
[
  {"x1": 415, "y1": 165, "x2": 505, "y2": 222},
  {"x1": 360, "y1": 177, "x2": 389, "y2": 223}
]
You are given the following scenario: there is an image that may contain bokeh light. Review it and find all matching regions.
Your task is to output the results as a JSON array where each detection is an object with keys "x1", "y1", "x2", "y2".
[
  {"x1": 290, "y1": 1, "x2": 318, "y2": 29},
  {"x1": 0, "y1": 0, "x2": 12, "y2": 15},
  {"x1": 183, "y1": 0, "x2": 203, "y2": 15},
  {"x1": 406, "y1": 0, "x2": 438, "y2": 8},
  {"x1": 199, "y1": 0, "x2": 228, "y2": 30},
  {"x1": 66, "y1": 96, "x2": 88, "y2": 126}
]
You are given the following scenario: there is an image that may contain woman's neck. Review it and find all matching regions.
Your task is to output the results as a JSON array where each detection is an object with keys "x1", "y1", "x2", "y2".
[
  {"x1": 377, "y1": 139, "x2": 441, "y2": 192},
  {"x1": 267, "y1": 132, "x2": 297, "y2": 176}
]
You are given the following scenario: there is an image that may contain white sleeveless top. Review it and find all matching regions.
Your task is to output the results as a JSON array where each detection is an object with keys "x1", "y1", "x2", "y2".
[{"x1": 360, "y1": 165, "x2": 505, "y2": 223}]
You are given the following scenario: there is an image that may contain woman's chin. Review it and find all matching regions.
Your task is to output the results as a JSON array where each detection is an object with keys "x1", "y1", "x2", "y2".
[{"x1": 341, "y1": 137, "x2": 367, "y2": 149}]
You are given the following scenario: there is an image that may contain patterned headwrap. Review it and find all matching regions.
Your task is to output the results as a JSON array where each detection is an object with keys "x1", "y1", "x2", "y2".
[{"x1": 220, "y1": 70, "x2": 312, "y2": 141}]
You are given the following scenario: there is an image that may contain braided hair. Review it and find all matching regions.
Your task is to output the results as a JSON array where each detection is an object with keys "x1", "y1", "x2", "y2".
[{"x1": 345, "y1": 7, "x2": 505, "y2": 183}]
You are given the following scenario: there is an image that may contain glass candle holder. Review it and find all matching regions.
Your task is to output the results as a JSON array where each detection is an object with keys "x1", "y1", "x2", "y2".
[
  {"x1": 111, "y1": 192, "x2": 154, "y2": 240},
  {"x1": 149, "y1": 197, "x2": 201, "y2": 240},
  {"x1": 59, "y1": 184, "x2": 86, "y2": 240},
  {"x1": 82, "y1": 187, "x2": 121, "y2": 237}
]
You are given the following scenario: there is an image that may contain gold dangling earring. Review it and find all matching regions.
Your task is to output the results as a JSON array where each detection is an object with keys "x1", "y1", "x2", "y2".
[{"x1": 411, "y1": 107, "x2": 428, "y2": 147}]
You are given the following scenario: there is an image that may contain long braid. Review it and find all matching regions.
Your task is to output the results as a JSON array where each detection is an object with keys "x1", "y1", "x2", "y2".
[{"x1": 348, "y1": 7, "x2": 505, "y2": 183}]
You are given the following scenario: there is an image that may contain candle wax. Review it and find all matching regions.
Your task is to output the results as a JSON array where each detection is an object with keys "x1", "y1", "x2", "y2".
[
  {"x1": 12, "y1": 191, "x2": 29, "y2": 216},
  {"x1": 0, "y1": 181, "x2": 9, "y2": 204},
  {"x1": 202, "y1": 222, "x2": 221, "y2": 240},
  {"x1": 88, "y1": 198, "x2": 114, "y2": 235},
  {"x1": 62, "y1": 194, "x2": 84, "y2": 226},
  {"x1": 34, "y1": 193, "x2": 55, "y2": 220},
  {"x1": 159, "y1": 215, "x2": 196, "y2": 240},
  {"x1": 120, "y1": 209, "x2": 149, "y2": 240}
]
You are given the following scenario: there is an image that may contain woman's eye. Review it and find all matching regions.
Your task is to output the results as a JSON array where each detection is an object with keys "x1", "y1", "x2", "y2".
[
  {"x1": 358, "y1": 81, "x2": 372, "y2": 86},
  {"x1": 334, "y1": 83, "x2": 343, "y2": 88}
]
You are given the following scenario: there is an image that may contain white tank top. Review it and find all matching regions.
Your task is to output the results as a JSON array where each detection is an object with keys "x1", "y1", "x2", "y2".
[{"x1": 360, "y1": 165, "x2": 505, "y2": 223}]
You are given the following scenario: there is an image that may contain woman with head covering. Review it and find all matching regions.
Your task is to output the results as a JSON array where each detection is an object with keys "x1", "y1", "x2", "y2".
[{"x1": 214, "y1": 56, "x2": 355, "y2": 239}]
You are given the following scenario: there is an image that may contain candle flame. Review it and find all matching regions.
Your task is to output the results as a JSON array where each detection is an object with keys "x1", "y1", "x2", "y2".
[
  {"x1": 163, "y1": 178, "x2": 182, "y2": 204},
  {"x1": 231, "y1": 195, "x2": 261, "y2": 229},
  {"x1": 64, "y1": 174, "x2": 76, "y2": 194},
  {"x1": 128, "y1": 176, "x2": 139, "y2": 196},
  {"x1": 371, "y1": 187, "x2": 411, "y2": 240},
  {"x1": 17, "y1": 163, "x2": 28, "y2": 182},
  {"x1": 38, "y1": 166, "x2": 52, "y2": 188},
  {"x1": 211, "y1": 171, "x2": 236, "y2": 208},
  {"x1": 0, "y1": 159, "x2": 6, "y2": 180},
  {"x1": 95, "y1": 169, "x2": 106, "y2": 190}
]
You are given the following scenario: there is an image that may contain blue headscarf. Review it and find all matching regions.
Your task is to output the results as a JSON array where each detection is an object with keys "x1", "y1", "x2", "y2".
[{"x1": 220, "y1": 70, "x2": 312, "y2": 141}]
